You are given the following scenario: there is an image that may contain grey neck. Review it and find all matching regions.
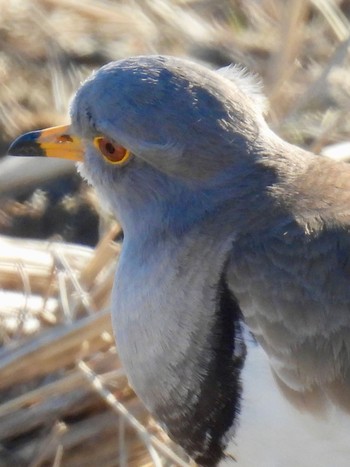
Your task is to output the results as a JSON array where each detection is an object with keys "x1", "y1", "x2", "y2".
[{"x1": 112, "y1": 220, "x2": 246, "y2": 465}]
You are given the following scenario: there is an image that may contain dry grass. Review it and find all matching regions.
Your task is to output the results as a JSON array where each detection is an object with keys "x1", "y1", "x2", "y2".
[
  {"x1": 1, "y1": 0, "x2": 350, "y2": 466},
  {"x1": 1, "y1": 0, "x2": 350, "y2": 151}
]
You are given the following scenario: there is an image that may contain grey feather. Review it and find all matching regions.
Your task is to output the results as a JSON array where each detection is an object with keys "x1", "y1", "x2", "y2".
[{"x1": 227, "y1": 155, "x2": 350, "y2": 396}]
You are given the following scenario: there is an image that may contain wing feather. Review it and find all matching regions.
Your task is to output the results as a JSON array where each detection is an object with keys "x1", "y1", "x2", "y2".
[{"x1": 227, "y1": 157, "x2": 350, "y2": 405}]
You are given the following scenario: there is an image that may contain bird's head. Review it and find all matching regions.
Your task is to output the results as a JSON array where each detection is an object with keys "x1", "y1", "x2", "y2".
[{"x1": 8, "y1": 55, "x2": 268, "y2": 235}]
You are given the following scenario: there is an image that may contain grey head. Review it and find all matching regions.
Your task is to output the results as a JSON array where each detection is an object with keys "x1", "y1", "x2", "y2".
[{"x1": 70, "y1": 55, "x2": 282, "y2": 239}]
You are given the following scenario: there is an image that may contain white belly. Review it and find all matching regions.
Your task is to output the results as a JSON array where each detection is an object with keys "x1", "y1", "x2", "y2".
[{"x1": 222, "y1": 337, "x2": 350, "y2": 467}]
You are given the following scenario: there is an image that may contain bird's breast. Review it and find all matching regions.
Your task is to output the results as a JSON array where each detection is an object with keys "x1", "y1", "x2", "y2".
[
  {"x1": 225, "y1": 334, "x2": 350, "y2": 467},
  {"x1": 111, "y1": 233, "x2": 246, "y2": 466}
]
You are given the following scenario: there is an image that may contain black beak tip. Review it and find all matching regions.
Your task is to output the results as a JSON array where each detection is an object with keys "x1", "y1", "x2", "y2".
[{"x1": 7, "y1": 130, "x2": 45, "y2": 157}]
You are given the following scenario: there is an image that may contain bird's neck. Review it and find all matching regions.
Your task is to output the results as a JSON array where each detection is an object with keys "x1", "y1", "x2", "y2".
[{"x1": 113, "y1": 224, "x2": 246, "y2": 466}]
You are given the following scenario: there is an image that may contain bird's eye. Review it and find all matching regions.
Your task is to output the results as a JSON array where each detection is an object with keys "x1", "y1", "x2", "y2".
[{"x1": 93, "y1": 136, "x2": 131, "y2": 165}]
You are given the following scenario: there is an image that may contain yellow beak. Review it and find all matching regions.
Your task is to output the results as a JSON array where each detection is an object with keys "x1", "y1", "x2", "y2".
[{"x1": 8, "y1": 124, "x2": 84, "y2": 162}]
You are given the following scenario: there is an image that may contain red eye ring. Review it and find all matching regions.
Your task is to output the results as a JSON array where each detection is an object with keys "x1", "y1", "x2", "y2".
[{"x1": 93, "y1": 136, "x2": 131, "y2": 165}]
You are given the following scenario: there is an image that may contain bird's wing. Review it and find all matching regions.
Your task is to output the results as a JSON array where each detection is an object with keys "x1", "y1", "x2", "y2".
[{"x1": 226, "y1": 218, "x2": 350, "y2": 407}]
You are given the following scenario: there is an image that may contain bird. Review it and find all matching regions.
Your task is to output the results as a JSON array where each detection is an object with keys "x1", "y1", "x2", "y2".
[{"x1": 8, "y1": 55, "x2": 350, "y2": 467}]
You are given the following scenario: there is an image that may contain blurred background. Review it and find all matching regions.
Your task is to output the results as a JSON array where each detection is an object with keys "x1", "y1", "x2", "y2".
[{"x1": 0, "y1": 0, "x2": 350, "y2": 466}]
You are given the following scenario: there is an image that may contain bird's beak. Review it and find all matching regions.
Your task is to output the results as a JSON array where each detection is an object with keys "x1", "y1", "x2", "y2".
[{"x1": 8, "y1": 124, "x2": 84, "y2": 162}]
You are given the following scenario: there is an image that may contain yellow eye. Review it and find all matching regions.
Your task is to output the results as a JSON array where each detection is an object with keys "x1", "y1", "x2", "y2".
[{"x1": 93, "y1": 136, "x2": 131, "y2": 165}]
